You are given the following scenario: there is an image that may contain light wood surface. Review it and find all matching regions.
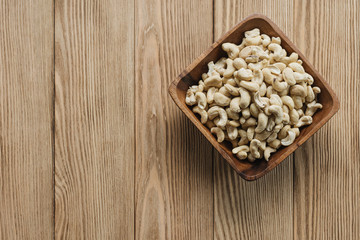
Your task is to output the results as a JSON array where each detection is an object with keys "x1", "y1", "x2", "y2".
[
  {"x1": 0, "y1": 1, "x2": 54, "y2": 239},
  {"x1": 0, "y1": 0, "x2": 359, "y2": 239}
]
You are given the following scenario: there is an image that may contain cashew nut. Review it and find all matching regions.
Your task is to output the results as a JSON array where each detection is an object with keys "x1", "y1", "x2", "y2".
[
  {"x1": 255, "y1": 112, "x2": 268, "y2": 133},
  {"x1": 289, "y1": 62, "x2": 305, "y2": 73},
  {"x1": 267, "y1": 132, "x2": 277, "y2": 143},
  {"x1": 282, "y1": 52, "x2": 298, "y2": 64},
  {"x1": 242, "y1": 117, "x2": 257, "y2": 128},
  {"x1": 240, "y1": 81, "x2": 259, "y2": 92},
  {"x1": 259, "y1": 82, "x2": 267, "y2": 96},
  {"x1": 227, "y1": 125, "x2": 238, "y2": 140},
  {"x1": 278, "y1": 125, "x2": 291, "y2": 139},
  {"x1": 254, "y1": 91, "x2": 268, "y2": 109},
  {"x1": 224, "y1": 59, "x2": 236, "y2": 77},
  {"x1": 204, "y1": 75, "x2": 222, "y2": 88},
  {"x1": 214, "y1": 92, "x2": 231, "y2": 106},
  {"x1": 264, "y1": 147, "x2": 276, "y2": 161},
  {"x1": 292, "y1": 95, "x2": 303, "y2": 109},
  {"x1": 261, "y1": 34, "x2": 271, "y2": 47},
  {"x1": 195, "y1": 92, "x2": 207, "y2": 109},
  {"x1": 185, "y1": 89, "x2": 196, "y2": 106},
  {"x1": 228, "y1": 120, "x2": 240, "y2": 127},
  {"x1": 270, "y1": 94, "x2": 283, "y2": 106},
  {"x1": 282, "y1": 67, "x2": 296, "y2": 86},
  {"x1": 224, "y1": 83, "x2": 239, "y2": 96},
  {"x1": 222, "y1": 43, "x2": 239, "y2": 59},
  {"x1": 266, "y1": 117, "x2": 276, "y2": 131},
  {"x1": 267, "y1": 105, "x2": 283, "y2": 124},
  {"x1": 268, "y1": 139, "x2": 281, "y2": 149},
  {"x1": 233, "y1": 145, "x2": 250, "y2": 160},
  {"x1": 247, "y1": 127, "x2": 255, "y2": 141},
  {"x1": 250, "y1": 103, "x2": 260, "y2": 118},
  {"x1": 273, "y1": 62, "x2": 286, "y2": 72},
  {"x1": 250, "y1": 139, "x2": 262, "y2": 158},
  {"x1": 233, "y1": 57, "x2": 247, "y2": 70},
  {"x1": 242, "y1": 108, "x2": 251, "y2": 119},
  {"x1": 208, "y1": 106, "x2": 228, "y2": 128},
  {"x1": 280, "y1": 130, "x2": 296, "y2": 146},
  {"x1": 272, "y1": 77, "x2": 288, "y2": 92},
  {"x1": 193, "y1": 106, "x2": 208, "y2": 124},
  {"x1": 238, "y1": 129, "x2": 249, "y2": 145},
  {"x1": 294, "y1": 116, "x2": 313, "y2": 128},
  {"x1": 206, "y1": 87, "x2": 217, "y2": 104},
  {"x1": 226, "y1": 107, "x2": 240, "y2": 120},
  {"x1": 211, "y1": 127, "x2": 225, "y2": 142},
  {"x1": 238, "y1": 87, "x2": 251, "y2": 108},
  {"x1": 305, "y1": 101, "x2": 323, "y2": 116},
  {"x1": 281, "y1": 96, "x2": 294, "y2": 110},
  {"x1": 235, "y1": 68, "x2": 253, "y2": 80},
  {"x1": 289, "y1": 109, "x2": 299, "y2": 125},
  {"x1": 252, "y1": 69, "x2": 264, "y2": 85}
]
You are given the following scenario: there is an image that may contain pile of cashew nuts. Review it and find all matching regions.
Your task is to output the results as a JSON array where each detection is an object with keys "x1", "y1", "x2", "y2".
[{"x1": 185, "y1": 28, "x2": 323, "y2": 162}]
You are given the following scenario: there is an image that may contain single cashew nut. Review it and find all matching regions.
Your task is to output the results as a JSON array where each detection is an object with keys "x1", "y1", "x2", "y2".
[
  {"x1": 273, "y1": 62, "x2": 286, "y2": 72},
  {"x1": 245, "y1": 55, "x2": 259, "y2": 63},
  {"x1": 222, "y1": 43, "x2": 240, "y2": 59},
  {"x1": 245, "y1": 28, "x2": 260, "y2": 38},
  {"x1": 262, "y1": 68, "x2": 275, "y2": 85},
  {"x1": 278, "y1": 124, "x2": 291, "y2": 139},
  {"x1": 261, "y1": 34, "x2": 271, "y2": 47},
  {"x1": 238, "y1": 129, "x2": 249, "y2": 145},
  {"x1": 205, "y1": 120, "x2": 216, "y2": 129},
  {"x1": 214, "y1": 92, "x2": 231, "y2": 106},
  {"x1": 208, "y1": 106, "x2": 228, "y2": 128},
  {"x1": 242, "y1": 117, "x2": 257, "y2": 128},
  {"x1": 267, "y1": 65, "x2": 281, "y2": 75},
  {"x1": 259, "y1": 82, "x2": 267, "y2": 96},
  {"x1": 242, "y1": 108, "x2": 251, "y2": 119},
  {"x1": 266, "y1": 132, "x2": 277, "y2": 143},
  {"x1": 230, "y1": 97, "x2": 241, "y2": 113},
  {"x1": 238, "y1": 87, "x2": 251, "y2": 108},
  {"x1": 264, "y1": 147, "x2": 276, "y2": 161},
  {"x1": 290, "y1": 84, "x2": 307, "y2": 97},
  {"x1": 206, "y1": 87, "x2": 217, "y2": 104},
  {"x1": 228, "y1": 120, "x2": 240, "y2": 127},
  {"x1": 226, "y1": 125, "x2": 238, "y2": 140},
  {"x1": 305, "y1": 101, "x2": 323, "y2": 116},
  {"x1": 289, "y1": 62, "x2": 305, "y2": 73},
  {"x1": 272, "y1": 78, "x2": 288, "y2": 92},
  {"x1": 195, "y1": 92, "x2": 207, "y2": 109},
  {"x1": 289, "y1": 109, "x2": 300, "y2": 125},
  {"x1": 235, "y1": 68, "x2": 253, "y2": 80},
  {"x1": 282, "y1": 52, "x2": 298, "y2": 64},
  {"x1": 250, "y1": 103, "x2": 260, "y2": 118},
  {"x1": 254, "y1": 91, "x2": 268, "y2": 109},
  {"x1": 224, "y1": 83, "x2": 240, "y2": 96},
  {"x1": 268, "y1": 139, "x2": 281, "y2": 149},
  {"x1": 282, "y1": 67, "x2": 296, "y2": 86},
  {"x1": 266, "y1": 117, "x2": 276, "y2": 131},
  {"x1": 240, "y1": 81, "x2": 259, "y2": 92},
  {"x1": 204, "y1": 75, "x2": 222, "y2": 88},
  {"x1": 214, "y1": 58, "x2": 227, "y2": 75},
  {"x1": 211, "y1": 127, "x2": 225, "y2": 142},
  {"x1": 252, "y1": 69, "x2": 264, "y2": 85},
  {"x1": 247, "y1": 127, "x2": 255, "y2": 141},
  {"x1": 305, "y1": 86, "x2": 315, "y2": 102},
  {"x1": 267, "y1": 105, "x2": 283, "y2": 124},
  {"x1": 226, "y1": 107, "x2": 240, "y2": 120},
  {"x1": 281, "y1": 130, "x2": 296, "y2": 146},
  {"x1": 249, "y1": 139, "x2": 262, "y2": 158},
  {"x1": 281, "y1": 96, "x2": 294, "y2": 110},
  {"x1": 193, "y1": 106, "x2": 208, "y2": 124},
  {"x1": 254, "y1": 130, "x2": 272, "y2": 141},
  {"x1": 185, "y1": 89, "x2": 196, "y2": 106},
  {"x1": 295, "y1": 116, "x2": 313, "y2": 128},
  {"x1": 268, "y1": 43, "x2": 283, "y2": 61},
  {"x1": 273, "y1": 123, "x2": 283, "y2": 133},
  {"x1": 292, "y1": 127, "x2": 300, "y2": 137},
  {"x1": 219, "y1": 86, "x2": 231, "y2": 97},
  {"x1": 233, "y1": 57, "x2": 247, "y2": 69},
  {"x1": 292, "y1": 95, "x2": 303, "y2": 109},
  {"x1": 255, "y1": 112, "x2": 268, "y2": 133},
  {"x1": 224, "y1": 59, "x2": 236, "y2": 77},
  {"x1": 232, "y1": 145, "x2": 250, "y2": 155},
  {"x1": 270, "y1": 94, "x2": 283, "y2": 106}
]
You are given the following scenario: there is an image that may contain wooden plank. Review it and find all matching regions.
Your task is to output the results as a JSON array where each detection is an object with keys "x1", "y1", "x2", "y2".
[
  {"x1": 134, "y1": 0, "x2": 213, "y2": 239},
  {"x1": 213, "y1": 1, "x2": 294, "y2": 239},
  {"x1": 293, "y1": 0, "x2": 360, "y2": 239},
  {"x1": 54, "y1": 0, "x2": 134, "y2": 239},
  {"x1": 0, "y1": 0, "x2": 54, "y2": 239}
]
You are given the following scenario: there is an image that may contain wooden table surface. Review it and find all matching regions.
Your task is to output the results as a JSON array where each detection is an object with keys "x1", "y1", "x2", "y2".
[{"x1": 0, "y1": 0, "x2": 359, "y2": 239}]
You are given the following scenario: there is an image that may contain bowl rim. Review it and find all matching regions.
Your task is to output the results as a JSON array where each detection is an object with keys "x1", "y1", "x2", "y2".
[{"x1": 168, "y1": 13, "x2": 340, "y2": 181}]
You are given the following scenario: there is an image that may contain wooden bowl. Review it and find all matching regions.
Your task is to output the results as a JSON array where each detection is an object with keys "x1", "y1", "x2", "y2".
[{"x1": 168, "y1": 14, "x2": 340, "y2": 181}]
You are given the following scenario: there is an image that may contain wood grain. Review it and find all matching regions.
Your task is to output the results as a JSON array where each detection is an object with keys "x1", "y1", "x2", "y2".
[
  {"x1": 213, "y1": 1, "x2": 294, "y2": 239},
  {"x1": 134, "y1": 0, "x2": 213, "y2": 239},
  {"x1": 54, "y1": 0, "x2": 135, "y2": 239},
  {"x1": 0, "y1": 0, "x2": 54, "y2": 239},
  {"x1": 293, "y1": 0, "x2": 360, "y2": 239}
]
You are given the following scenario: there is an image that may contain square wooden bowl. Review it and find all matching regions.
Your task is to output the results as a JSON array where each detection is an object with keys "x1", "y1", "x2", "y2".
[{"x1": 168, "y1": 14, "x2": 340, "y2": 181}]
